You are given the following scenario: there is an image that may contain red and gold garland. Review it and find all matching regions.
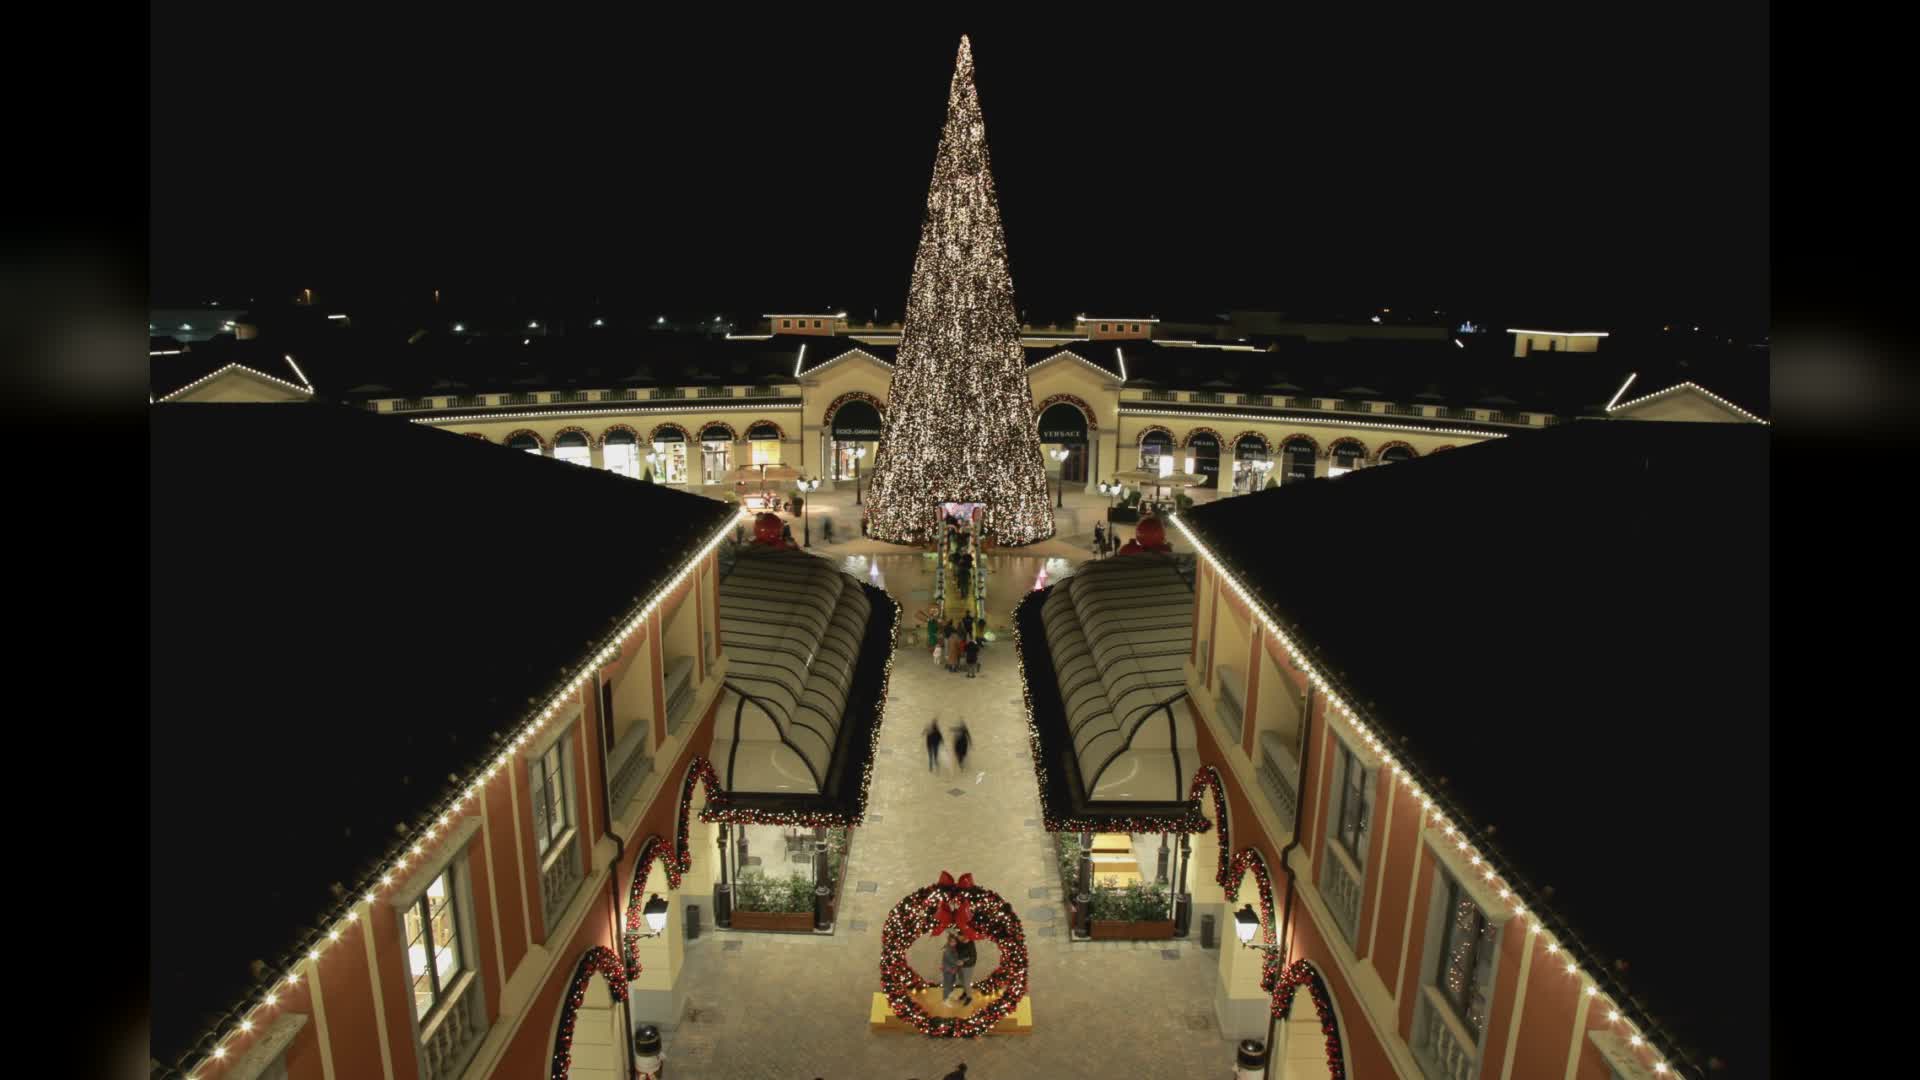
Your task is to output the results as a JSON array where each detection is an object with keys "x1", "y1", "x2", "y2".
[
  {"x1": 1262, "y1": 959, "x2": 1347, "y2": 1079},
  {"x1": 622, "y1": 757, "x2": 725, "y2": 976},
  {"x1": 549, "y1": 946, "x2": 629, "y2": 1080},
  {"x1": 879, "y1": 873, "x2": 1029, "y2": 1037}
]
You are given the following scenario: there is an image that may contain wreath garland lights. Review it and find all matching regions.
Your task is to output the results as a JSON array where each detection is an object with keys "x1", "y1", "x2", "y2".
[
  {"x1": 879, "y1": 873, "x2": 1029, "y2": 1037},
  {"x1": 550, "y1": 946, "x2": 629, "y2": 1080},
  {"x1": 1264, "y1": 960, "x2": 1347, "y2": 1079}
]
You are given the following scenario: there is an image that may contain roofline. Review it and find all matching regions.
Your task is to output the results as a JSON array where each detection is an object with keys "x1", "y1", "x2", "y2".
[
  {"x1": 166, "y1": 510, "x2": 739, "y2": 1080},
  {"x1": 761, "y1": 311, "x2": 849, "y2": 318},
  {"x1": 1505, "y1": 328, "x2": 1610, "y2": 337},
  {"x1": 1118, "y1": 405, "x2": 1512, "y2": 441},
  {"x1": 408, "y1": 400, "x2": 803, "y2": 425},
  {"x1": 799, "y1": 345, "x2": 894, "y2": 377},
  {"x1": 1075, "y1": 315, "x2": 1160, "y2": 323},
  {"x1": 1169, "y1": 512, "x2": 1697, "y2": 1078},
  {"x1": 1028, "y1": 347, "x2": 1122, "y2": 383},
  {"x1": 155, "y1": 362, "x2": 317, "y2": 403},
  {"x1": 1606, "y1": 380, "x2": 1769, "y2": 424}
]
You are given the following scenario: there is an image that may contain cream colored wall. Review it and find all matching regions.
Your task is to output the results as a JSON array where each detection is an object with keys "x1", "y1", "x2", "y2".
[
  {"x1": 1117, "y1": 415, "x2": 1493, "y2": 482},
  {"x1": 609, "y1": 638, "x2": 657, "y2": 750},
  {"x1": 1515, "y1": 333, "x2": 1601, "y2": 356},
  {"x1": 171, "y1": 369, "x2": 310, "y2": 403},
  {"x1": 800, "y1": 352, "x2": 893, "y2": 476},
  {"x1": 1613, "y1": 390, "x2": 1756, "y2": 423}
]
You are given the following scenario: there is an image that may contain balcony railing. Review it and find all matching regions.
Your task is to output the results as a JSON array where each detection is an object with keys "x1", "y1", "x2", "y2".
[
  {"x1": 1242, "y1": 394, "x2": 1273, "y2": 407},
  {"x1": 1490, "y1": 410, "x2": 1526, "y2": 424},
  {"x1": 449, "y1": 394, "x2": 485, "y2": 408},
  {"x1": 1141, "y1": 389, "x2": 1178, "y2": 402},
  {"x1": 1318, "y1": 843, "x2": 1364, "y2": 946},
  {"x1": 1386, "y1": 403, "x2": 1424, "y2": 417},
  {"x1": 1335, "y1": 400, "x2": 1372, "y2": 413},
  {"x1": 364, "y1": 401, "x2": 384, "y2": 411},
  {"x1": 697, "y1": 385, "x2": 732, "y2": 399},
  {"x1": 601, "y1": 389, "x2": 637, "y2": 401},
  {"x1": 394, "y1": 397, "x2": 433, "y2": 412},
  {"x1": 550, "y1": 390, "x2": 587, "y2": 403},
  {"x1": 745, "y1": 384, "x2": 784, "y2": 397},
  {"x1": 1256, "y1": 731, "x2": 1300, "y2": 833},
  {"x1": 419, "y1": 975, "x2": 486, "y2": 1080},
  {"x1": 652, "y1": 387, "x2": 686, "y2": 401},
  {"x1": 1414, "y1": 987, "x2": 1483, "y2": 1080},
  {"x1": 1442, "y1": 407, "x2": 1476, "y2": 420},
  {"x1": 503, "y1": 392, "x2": 538, "y2": 406},
  {"x1": 1286, "y1": 396, "x2": 1318, "y2": 409},
  {"x1": 540, "y1": 831, "x2": 585, "y2": 936},
  {"x1": 608, "y1": 721, "x2": 654, "y2": 813},
  {"x1": 1190, "y1": 391, "x2": 1225, "y2": 404}
]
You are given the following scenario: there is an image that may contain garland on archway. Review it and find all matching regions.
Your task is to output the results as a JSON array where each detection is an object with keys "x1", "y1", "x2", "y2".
[
  {"x1": 1222, "y1": 849, "x2": 1277, "y2": 949},
  {"x1": 623, "y1": 757, "x2": 726, "y2": 976},
  {"x1": 879, "y1": 872, "x2": 1029, "y2": 1037},
  {"x1": 1187, "y1": 765, "x2": 1233, "y2": 885},
  {"x1": 1263, "y1": 959, "x2": 1347, "y2": 1080},
  {"x1": 550, "y1": 946, "x2": 629, "y2": 1080}
]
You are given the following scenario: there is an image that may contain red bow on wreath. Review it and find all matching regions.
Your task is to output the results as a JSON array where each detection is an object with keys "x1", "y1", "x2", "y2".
[{"x1": 931, "y1": 871, "x2": 982, "y2": 941}]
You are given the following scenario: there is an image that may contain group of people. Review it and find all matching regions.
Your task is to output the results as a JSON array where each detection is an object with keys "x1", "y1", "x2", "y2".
[
  {"x1": 923, "y1": 719, "x2": 971, "y2": 773},
  {"x1": 939, "y1": 928, "x2": 979, "y2": 1009},
  {"x1": 928, "y1": 612, "x2": 983, "y2": 676}
]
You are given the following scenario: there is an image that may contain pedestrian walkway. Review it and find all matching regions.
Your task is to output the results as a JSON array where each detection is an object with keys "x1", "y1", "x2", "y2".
[{"x1": 665, "y1": 552, "x2": 1230, "y2": 1079}]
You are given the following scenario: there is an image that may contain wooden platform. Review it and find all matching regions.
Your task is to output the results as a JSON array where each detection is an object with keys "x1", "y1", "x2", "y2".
[
  {"x1": 869, "y1": 989, "x2": 1033, "y2": 1035},
  {"x1": 1089, "y1": 832, "x2": 1133, "y2": 853}
]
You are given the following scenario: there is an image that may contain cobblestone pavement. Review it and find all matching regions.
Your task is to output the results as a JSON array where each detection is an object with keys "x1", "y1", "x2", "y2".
[{"x1": 666, "y1": 553, "x2": 1232, "y2": 1079}]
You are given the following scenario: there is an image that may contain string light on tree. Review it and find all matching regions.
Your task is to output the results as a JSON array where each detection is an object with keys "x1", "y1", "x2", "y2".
[{"x1": 862, "y1": 36, "x2": 1055, "y2": 547}]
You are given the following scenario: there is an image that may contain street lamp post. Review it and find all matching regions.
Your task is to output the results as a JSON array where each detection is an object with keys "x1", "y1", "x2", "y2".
[
  {"x1": 1048, "y1": 448, "x2": 1071, "y2": 508},
  {"x1": 797, "y1": 476, "x2": 822, "y2": 546},
  {"x1": 1233, "y1": 903, "x2": 1286, "y2": 1079},
  {"x1": 853, "y1": 445, "x2": 868, "y2": 505}
]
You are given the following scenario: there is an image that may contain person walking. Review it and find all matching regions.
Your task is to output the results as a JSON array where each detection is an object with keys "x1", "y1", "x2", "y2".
[
  {"x1": 926, "y1": 613, "x2": 940, "y2": 652},
  {"x1": 925, "y1": 721, "x2": 944, "y2": 772},
  {"x1": 952, "y1": 720, "x2": 972, "y2": 769},
  {"x1": 1093, "y1": 520, "x2": 1106, "y2": 555},
  {"x1": 955, "y1": 932, "x2": 978, "y2": 1008},
  {"x1": 960, "y1": 611, "x2": 974, "y2": 639},
  {"x1": 822, "y1": 515, "x2": 835, "y2": 544},
  {"x1": 940, "y1": 930, "x2": 964, "y2": 1006},
  {"x1": 946, "y1": 630, "x2": 965, "y2": 673},
  {"x1": 964, "y1": 636, "x2": 980, "y2": 678}
]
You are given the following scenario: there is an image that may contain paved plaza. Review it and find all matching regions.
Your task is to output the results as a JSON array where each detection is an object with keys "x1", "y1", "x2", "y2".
[{"x1": 666, "y1": 547, "x2": 1232, "y2": 1079}]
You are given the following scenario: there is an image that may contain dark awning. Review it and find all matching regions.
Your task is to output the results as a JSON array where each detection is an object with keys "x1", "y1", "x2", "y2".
[
  {"x1": 1037, "y1": 401, "x2": 1090, "y2": 444},
  {"x1": 830, "y1": 400, "x2": 883, "y2": 440},
  {"x1": 700, "y1": 424, "x2": 734, "y2": 442},
  {"x1": 651, "y1": 426, "x2": 686, "y2": 443}
]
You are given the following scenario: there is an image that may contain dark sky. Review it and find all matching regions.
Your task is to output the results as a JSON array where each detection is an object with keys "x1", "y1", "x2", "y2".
[{"x1": 150, "y1": 10, "x2": 1767, "y2": 331}]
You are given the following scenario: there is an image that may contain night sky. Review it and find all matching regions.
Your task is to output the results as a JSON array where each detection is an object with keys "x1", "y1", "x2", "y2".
[{"x1": 150, "y1": 11, "x2": 1768, "y2": 332}]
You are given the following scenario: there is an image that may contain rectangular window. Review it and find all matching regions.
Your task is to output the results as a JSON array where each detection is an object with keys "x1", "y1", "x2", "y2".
[
  {"x1": 813, "y1": 319, "x2": 822, "y2": 328},
  {"x1": 1131, "y1": 323, "x2": 1141, "y2": 332},
  {"x1": 529, "y1": 742, "x2": 570, "y2": 857},
  {"x1": 1100, "y1": 323, "x2": 1110, "y2": 333},
  {"x1": 1433, "y1": 871, "x2": 1498, "y2": 1040},
  {"x1": 599, "y1": 675, "x2": 616, "y2": 752},
  {"x1": 1335, "y1": 742, "x2": 1371, "y2": 864},
  {"x1": 404, "y1": 869, "x2": 466, "y2": 1022},
  {"x1": 781, "y1": 319, "x2": 791, "y2": 328}
]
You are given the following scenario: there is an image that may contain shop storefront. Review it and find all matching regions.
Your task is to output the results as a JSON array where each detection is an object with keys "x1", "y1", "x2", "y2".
[
  {"x1": 1037, "y1": 401, "x2": 1090, "y2": 485},
  {"x1": 746, "y1": 421, "x2": 784, "y2": 466},
  {"x1": 699, "y1": 424, "x2": 734, "y2": 485},
  {"x1": 1232, "y1": 433, "x2": 1269, "y2": 493},
  {"x1": 829, "y1": 400, "x2": 883, "y2": 480},
  {"x1": 1186, "y1": 431, "x2": 1220, "y2": 489},
  {"x1": 649, "y1": 425, "x2": 689, "y2": 484},
  {"x1": 1139, "y1": 428, "x2": 1174, "y2": 472},
  {"x1": 604, "y1": 428, "x2": 641, "y2": 478},
  {"x1": 1281, "y1": 436, "x2": 1317, "y2": 485}
]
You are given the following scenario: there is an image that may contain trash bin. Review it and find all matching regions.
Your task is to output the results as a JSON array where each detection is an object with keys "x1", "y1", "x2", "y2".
[
  {"x1": 686, "y1": 904, "x2": 701, "y2": 941},
  {"x1": 1201, "y1": 913, "x2": 1217, "y2": 950}
]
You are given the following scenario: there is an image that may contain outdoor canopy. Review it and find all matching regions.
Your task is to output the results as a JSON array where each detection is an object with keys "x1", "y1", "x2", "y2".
[
  {"x1": 1036, "y1": 402, "x2": 1089, "y2": 445},
  {"x1": 830, "y1": 400, "x2": 883, "y2": 440}
]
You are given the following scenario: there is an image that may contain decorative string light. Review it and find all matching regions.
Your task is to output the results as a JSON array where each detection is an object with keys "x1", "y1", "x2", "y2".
[
  {"x1": 798, "y1": 345, "x2": 893, "y2": 378},
  {"x1": 155, "y1": 362, "x2": 316, "y2": 403},
  {"x1": 1028, "y1": 348, "x2": 1123, "y2": 382},
  {"x1": 1169, "y1": 513, "x2": 1694, "y2": 1079},
  {"x1": 878, "y1": 877, "x2": 1029, "y2": 1037},
  {"x1": 168, "y1": 514, "x2": 738, "y2": 1080},
  {"x1": 862, "y1": 36, "x2": 1055, "y2": 547},
  {"x1": 409, "y1": 400, "x2": 802, "y2": 427},
  {"x1": 1119, "y1": 406, "x2": 1510, "y2": 442},
  {"x1": 1606, "y1": 380, "x2": 1768, "y2": 424}
]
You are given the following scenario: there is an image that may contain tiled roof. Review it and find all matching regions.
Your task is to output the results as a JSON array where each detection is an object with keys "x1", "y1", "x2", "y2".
[
  {"x1": 148, "y1": 403, "x2": 735, "y2": 1073},
  {"x1": 1178, "y1": 420, "x2": 1769, "y2": 1076}
]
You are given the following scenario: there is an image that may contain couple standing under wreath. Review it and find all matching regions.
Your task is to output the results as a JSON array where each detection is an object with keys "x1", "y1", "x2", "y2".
[{"x1": 938, "y1": 928, "x2": 978, "y2": 1008}]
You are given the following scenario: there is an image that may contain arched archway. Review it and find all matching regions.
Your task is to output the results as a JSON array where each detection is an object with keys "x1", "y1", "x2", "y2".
[
  {"x1": 547, "y1": 946, "x2": 628, "y2": 1080},
  {"x1": 1372, "y1": 439, "x2": 1417, "y2": 465},
  {"x1": 1267, "y1": 960, "x2": 1349, "y2": 1080},
  {"x1": 1280, "y1": 435, "x2": 1318, "y2": 485},
  {"x1": 1137, "y1": 425, "x2": 1175, "y2": 470},
  {"x1": 1326, "y1": 438, "x2": 1367, "y2": 476},
  {"x1": 506, "y1": 429, "x2": 547, "y2": 455},
  {"x1": 646, "y1": 424, "x2": 691, "y2": 484},
  {"x1": 602, "y1": 425, "x2": 641, "y2": 479},
  {"x1": 1037, "y1": 399, "x2": 1094, "y2": 485},
  {"x1": 553, "y1": 427, "x2": 592, "y2": 468},
  {"x1": 1232, "y1": 431, "x2": 1272, "y2": 493},
  {"x1": 1183, "y1": 428, "x2": 1223, "y2": 489}
]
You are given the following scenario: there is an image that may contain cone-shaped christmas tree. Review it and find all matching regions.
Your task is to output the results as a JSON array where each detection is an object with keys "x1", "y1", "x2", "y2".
[{"x1": 863, "y1": 36, "x2": 1055, "y2": 547}]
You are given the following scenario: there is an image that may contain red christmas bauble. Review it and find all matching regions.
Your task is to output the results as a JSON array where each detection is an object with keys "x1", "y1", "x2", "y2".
[
  {"x1": 1134, "y1": 515, "x2": 1167, "y2": 549},
  {"x1": 752, "y1": 512, "x2": 784, "y2": 545}
]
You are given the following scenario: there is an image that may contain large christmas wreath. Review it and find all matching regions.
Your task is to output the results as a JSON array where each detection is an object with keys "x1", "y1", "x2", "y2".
[{"x1": 878, "y1": 872, "x2": 1028, "y2": 1037}]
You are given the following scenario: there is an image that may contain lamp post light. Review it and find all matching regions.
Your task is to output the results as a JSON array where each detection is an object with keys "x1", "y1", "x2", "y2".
[
  {"x1": 796, "y1": 476, "x2": 822, "y2": 546},
  {"x1": 852, "y1": 445, "x2": 868, "y2": 505},
  {"x1": 1048, "y1": 448, "x2": 1071, "y2": 508},
  {"x1": 1234, "y1": 903, "x2": 1286, "y2": 1079}
]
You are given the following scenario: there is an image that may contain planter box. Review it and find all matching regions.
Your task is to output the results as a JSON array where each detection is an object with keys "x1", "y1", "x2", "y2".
[
  {"x1": 1090, "y1": 919, "x2": 1175, "y2": 940},
  {"x1": 729, "y1": 909, "x2": 815, "y2": 932}
]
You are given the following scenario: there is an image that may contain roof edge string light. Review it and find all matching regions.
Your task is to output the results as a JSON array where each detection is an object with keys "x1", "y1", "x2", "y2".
[
  {"x1": 1606, "y1": 380, "x2": 1768, "y2": 424},
  {"x1": 156, "y1": 363, "x2": 317, "y2": 403},
  {"x1": 1169, "y1": 513, "x2": 1684, "y2": 1080},
  {"x1": 170, "y1": 515, "x2": 739, "y2": 1080},
  {"x1": 1119, "y1": 406, "x2": 1510, "y2": 441}
]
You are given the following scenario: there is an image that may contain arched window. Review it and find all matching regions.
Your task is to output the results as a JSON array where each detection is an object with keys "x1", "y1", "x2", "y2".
[
  {"x1": 1139, "y1": 428, "x2": 1175, "y2": 471},
  {"x1": 1328, "y1": 439, "x2": 1367, "y2": 476},
  {"x1": 554, "y1": 430, "x2": 591, "y2": 468},
  {"x1": 603, "y1": 428, "x2": 639, "y2": 478},
  {"x1": 649, "y1": 425, "x2": 689, "y2": 483},
  {"x1": 1280, "y1": 436, "x2": 1317, "y2": 485},
  {"x1": 507, "y1": 431, "x2": 543, "y2": 456},
  {"x1": 1233, "y1": 433, "x2": 1271, "y2": 494},
  {"x1": 1378, "y1": 442, "x2": 1417, "y2": 465},
  {"x1": 699, "y1": 423, "x2": 735, "y2": 485}
]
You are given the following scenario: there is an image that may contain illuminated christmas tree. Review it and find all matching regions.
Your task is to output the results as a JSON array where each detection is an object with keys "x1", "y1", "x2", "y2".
[{"x1": 864, "y1": 35, "x2": 1055, "y2": 547}]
